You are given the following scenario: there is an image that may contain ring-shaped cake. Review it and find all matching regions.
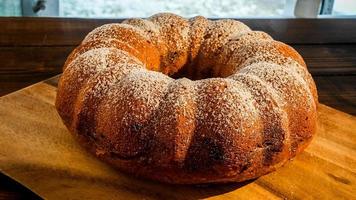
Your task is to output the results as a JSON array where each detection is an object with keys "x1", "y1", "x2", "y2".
[{"x1": 56, "y1": 13, "x2": 318, "y2": 184}]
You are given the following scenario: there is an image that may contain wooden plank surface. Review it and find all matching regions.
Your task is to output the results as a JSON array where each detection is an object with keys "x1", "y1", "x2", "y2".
[
  {"x1": 0, "y1": 46, "x2": 71, "y2": 95},
  {"x1": 1, "y1": 17, "x2": 356, "y2": 100},
  {"x1": 1, "y1": 45, "x2": 356, "y2": 96},
  {"x1": 293, "y1": 45, "x2": 356, "y2": 75},
  {"x1": 0, "y1": 79, "x2": 355, "y2": 200},
  {"x1": 315, "y1": 75, "x2": 356, "y2": 115},
  {"x1": 0, "y1": 173, "x2": 38, "y2": 199},
  {"x1": 1, "y1": 18, "x2": 356, "y2": 46},
  {"x1": 1, "y1": 44, "x2": 355, "y2": 79},
  {"x1": 1, "y1": 17, "x2": 356, "y2": 198}
]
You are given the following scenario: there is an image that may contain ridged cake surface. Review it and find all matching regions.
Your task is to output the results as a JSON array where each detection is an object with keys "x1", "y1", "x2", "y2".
[{"x1": 56, "y1": 13, "x2": 318, "y2": 184}]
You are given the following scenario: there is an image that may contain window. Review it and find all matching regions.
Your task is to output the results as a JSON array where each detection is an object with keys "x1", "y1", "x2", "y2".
[
  {"x1": 1, "y1": 0, "x2": 355, "y2": 18},
  {"x1": 333, "y1": 0, "x2": 356, "y2": 15},
  {"x1": 60, "y1": 0, "x2": 287, "y2": 18}
]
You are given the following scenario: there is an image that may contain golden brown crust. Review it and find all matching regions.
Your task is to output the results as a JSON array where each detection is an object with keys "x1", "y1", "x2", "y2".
[
  {"x1": 216, "y1": 31, "x2": 273, "y2": 77},
  {"x1": 82, "y1": 24, "x2": 161, "y2": 71},
  {"x1": 56, "y1": 13, "x2": 318, "y2": 184},
  {"x1": 56, "y1": 48, "x2": 141, "y2": 127},
  {"x1": 188, "y1": 16, "x2": 210, "y2": 63},
  {"x1": 195, "y1": 19, "x2": 251, "y2": 79},
  {"x1": 64, "y1": 39, "x2": 138, "y2": 69},
  {"x1": 122, "y1": 18, "x2": 167, "y2": 69},
  {"x1": 147, "y1": 78, "x2": 197, "y2": 167},
  {"x1": 149, "y1": 13, "x2": 190, "y2": 75}
]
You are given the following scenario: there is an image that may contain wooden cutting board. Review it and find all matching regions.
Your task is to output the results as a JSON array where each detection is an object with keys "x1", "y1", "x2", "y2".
[{"x1": 0, "y1": 76, "x2": 355, "y2": 200}]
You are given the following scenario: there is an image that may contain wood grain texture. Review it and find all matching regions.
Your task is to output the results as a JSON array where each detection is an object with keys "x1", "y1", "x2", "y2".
[
  {"x1": 1, "y1": 17, "x2": 355, "y2": 97},
  {"x1": 0, "y1": 46, "x2": 72, "y2": 95},
  {"x1": 0, "y1": 17, "x2": 116, "y2": 47},
  {"x1": 0, "y1": 80, "x2": 355, "y2": 200},
  {"x1": 1, "y1": 18, "x2": 356, "y2": 46},
  {"x1": 294, "y1": 45, "x2": 356, "y2": 75},
  {"x1": 0, "y1": 45, "x2": 355, "y2": 96},
  {"x1": 0, "y1": 173, "x2": 39, "y2": 199},
  {"x1": 315, "y1": 75, "x2": 356, "y2": 115},
  {"x1": 1, "y1": 17, "x2": 355, "y2": 199}
]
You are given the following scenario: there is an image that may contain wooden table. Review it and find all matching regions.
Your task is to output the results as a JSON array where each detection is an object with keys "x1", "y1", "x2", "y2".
[
  {"x1": 1, "y1": 17, "x2": 356, "y2": 115},
  {"x1": 0, "y1": 17, "x2": 355, "y2": 199},
  {"x1": 0, "y1": 75, "x2": 355, "y2": 200}
]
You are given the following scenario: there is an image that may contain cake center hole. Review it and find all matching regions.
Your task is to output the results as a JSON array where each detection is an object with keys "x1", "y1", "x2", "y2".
[{"x1": 169, "y1": 63, "x2": 222, "y2": 80}]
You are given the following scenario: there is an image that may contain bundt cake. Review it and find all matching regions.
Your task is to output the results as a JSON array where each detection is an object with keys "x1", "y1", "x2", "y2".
[{"x1": 56, "y1": 13, "x2": 318, "y2": 184}]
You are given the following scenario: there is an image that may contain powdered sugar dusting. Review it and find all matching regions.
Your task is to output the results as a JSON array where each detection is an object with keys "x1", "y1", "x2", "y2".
[
  {"x1": 122, "y1": 18, "x2": 162, "y2": 47},
  {"x1": 148, "y1": 13, "x2": 191, "y2": 73},
  {"x1": 193, "y1": 78, "x2": 259, "y2": 136},
  {"x1": 242, "y1": 55, "x2": 317, "y2": 105},
  {"x1": 188, "y1": 16, "x2": 209, "y2": 62},
  {"x1": 239, "y1": 62, "x2": 314, "y2": 111},
  {"x1": 195, "y1": 19, "x2": 252, "y2": 78},
  {"x1": 108, "y1": 68, "x2": 172, "y2": 106},
  {"x1": 63, "y1": 48, "x2": 110, "y2": 81},
  {"x1": 201, "y1": 19, "x2": 251, "y2": 56},
  {"x1": 83, "y1": 23, "x2": 149, "y2": 44},
  {"x1": 56, "y1": 13, "x2": 318, "y2": 183}
]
